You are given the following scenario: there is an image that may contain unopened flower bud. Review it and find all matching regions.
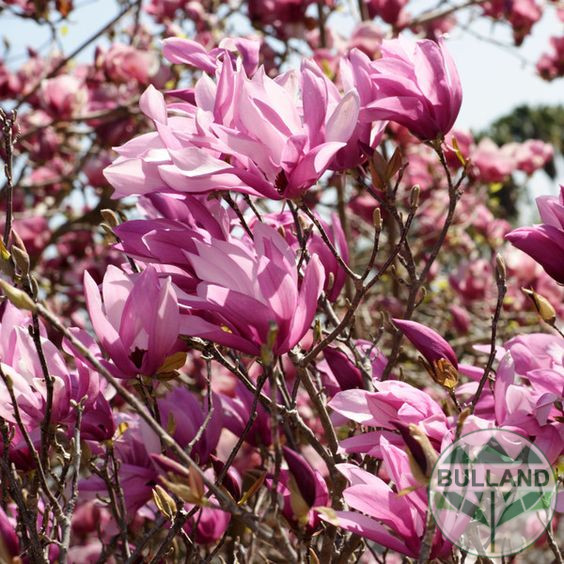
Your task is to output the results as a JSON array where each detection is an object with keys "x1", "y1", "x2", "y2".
[
  {"x1": 522, "y1": 288, "x2": 556, "y2": 325},
  {"x1": 410, "y1": 185, "x2": 420, "y2": 208},
  {"x1": 372, "y1": 207, "x2": 382, "y2": 231},
  {"x1": 0, "y1": 239, "x2": 10, "y2": 261},
  {"x1": 0, "y1": 279, "x2": 36, "y2": 311},
  {"x1": 495, "y1": 253, "x2": 506, "y2": 280},
  {"x1": 11, "y1": 246, "x2": 30, "y2": 277}
]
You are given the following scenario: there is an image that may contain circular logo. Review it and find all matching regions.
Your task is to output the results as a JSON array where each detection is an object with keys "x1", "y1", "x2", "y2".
[{"x1": 429, "y1": 428, "x2": 557, "y2": 557}]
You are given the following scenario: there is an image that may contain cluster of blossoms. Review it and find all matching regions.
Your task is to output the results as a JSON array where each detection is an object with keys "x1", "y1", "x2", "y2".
[{"x1": 0, "y1": 0, "x2": 562, "y2": 562}]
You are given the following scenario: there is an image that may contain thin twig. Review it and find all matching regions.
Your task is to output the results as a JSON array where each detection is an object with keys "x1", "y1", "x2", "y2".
[{"x1": 470, "y1": 254, "x2": 506, "y2": 412}]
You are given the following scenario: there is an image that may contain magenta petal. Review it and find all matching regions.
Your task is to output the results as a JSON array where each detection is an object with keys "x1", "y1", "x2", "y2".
[
  {"x1": 179, "y1": 314, "x2": 260, "y2": 355},
  {"x1": 282, "y1": 254, "x2": 324, "y2": 352},
  {"x1": 286, "y1": 142, "x2": 345, "y2": 195},
  {"x1": 146, "y1": 276, "x2": 180, "y2": 373},
  {"x1": 329, "y1": 389, "x2": 376, "y2": 425},
  {"x1": 162, "y1": 38, "x2": 217, "y2": 73},
  {"x1": 83, "y1": 271, "x2": 134, "y2": 375},
  {"x1": 505, "y1": 224, "x2": 564, "y2": 284},
  {"x1": 322, "y1": 511, "x2": 416, "y2": 556}
]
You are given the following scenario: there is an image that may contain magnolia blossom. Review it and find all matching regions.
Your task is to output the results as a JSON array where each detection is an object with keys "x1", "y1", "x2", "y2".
[
  {"x1": 537, "y1": 36, "x2": 564, "y2": 81},
  {"x1": 276, "y1": 446, "x2": 329, "y2": 532},
  {"x1": 321, "y1": 445, "x2": 456, "y2": 558},
  {"x1": 39, "y1": 75, "x2": 87, "y2": 118},
  {"x1": 178, "y1": 223, "x2": 325, "y2": 355},
  {"x1": 84, "y1": 265, "x2": 183, "y2": 378},
  {"x1": 365, "y1": 0, "x2": 408, "y2": 25},
  {"x1": 101, "y1": 43, "x2": 161, "y2": 85},
  {"x1": 0, "y1": 303, "x2": 114, "y2": 467},
  {"x1": 221, "y1": 380, "x2": 272, "y2": 446},
  {"x1": 506, "y1": 186, "x2": 564, "y2": 284},
  {"x1": 362, "y1": 37, "x2": 462, "y2": 140},
  {"x1": 104, "y1": 40, "x2": 361, "y2": 199},
  {"x1": 250, "y1": 210, "x2": 349, "y2": 301}
]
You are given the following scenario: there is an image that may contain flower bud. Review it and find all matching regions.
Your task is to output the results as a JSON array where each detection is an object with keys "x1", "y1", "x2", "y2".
[
  {"x1": 410, "y1": 185, "x2": 420, "y2": 208},
  {"x1": 11, "y1": 246, "x2": 30, "y2": 277},
  {"x1": 522, "y1": 288, "x2": 556, "y2": 325},
  {"x1": 372, "y1": 207, "x2": 382, "y2": 231},
  {"x1": 495, "y1": 253, "x2": 506, "y2": 280},
  {"x1": 0, "y1": 279, "x2": 36, "y2": 311}
]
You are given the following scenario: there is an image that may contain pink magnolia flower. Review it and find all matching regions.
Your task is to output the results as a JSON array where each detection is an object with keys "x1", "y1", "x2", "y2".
[
  {"x1": 114, "y1": 194, "x2": 232, "y2": 287},
  {"x1": 220, "y1": 380, "x2": 272, "y2": 447},
  {"x1": 335, "y1": 49, "x2": 387, "y2": 169},
  {"x1": 249, "y1": 210, "x2": 349, "y2": 301},
  {"x1": 163, "y1": 36, "x2": 261, "y2": 77},
  {"x1": 492, "y1": 351, "x2": 562, "y2": 463},
  {"x1": 449, "y1": 258, "x2": 495, "y2": 304},
  {"x1": 506, "y1": 186, "x2": 564, "y2": 284},
  {"x1": 101, "y1": 43, "x2": 160, "y2": 85},
  {"x1": 362, "y1": 37, "x2": 462, "y2": 140},
  {"x1": 347, "y1": 22, "x2": 384, "y2": 59},
  {"x1": 247, "y1": 0, "x2": 314, "y2": 37},
  {"x1": 329, "y1": 380, "x2": 450, "y2": 458},
  {"x1": 321, "y1": 441, "x2": 455, "y2": 558},
  {"x1": 537, "y1": 36, "x2": 564, "y2": 81},
  {"x1": 80, "y1": 414, "x2": 158, "y2": 516},
  {"x1": 184, "y1": 496, "x2": 231, "y2": 545},
  {"x1": 512, "y1": 139, "x2": 554, "y2": 175},
  {"x1": 154, "y1": 386, "x2": 223, "y2": 463},
  {"x1": 81, "y1": 399, "x2": 222, "y2": 520},
  {"x1": 0, "y1": 303, "x2": 114, "y2": 466},
  {"x1": 178, "y1": 223, "x2": 324, "y2": 356},
  {"x1": 83, "y1": 265, "x2": 183, "y2": 378},
  {"x1": 456, "y1": 334, "x2": 563, "y2": 462},
  {"x1": 39, "y1": 75, "x2": 87, "y2": 118},
  {"x1": 317, "y1": 340, "x2": 387, "y2": 396},
  {"x1": 470, "y1": 138, "x2": 514, "y2": 182},
  {"x1": 0, "y1": 61, "x2": 21, "y2": 99},
  {"x1": 104, "y1": 40, "x2": 360, "y2": 199},
  {"x1": 365, "y1": 0, "x2": 408, "y2": 25},
  {"x1": 483, "y1": 0, "x2": 542, "y2": 45},
  {"x1": 0, "y1": 507, "x2": 19, "y2": 563}
]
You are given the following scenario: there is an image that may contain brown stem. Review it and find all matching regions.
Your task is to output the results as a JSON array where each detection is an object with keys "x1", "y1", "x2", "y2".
[
  {"x1": 58, "y1": 400, "x2": 85, "y2": 564},
  {"x1": 470, "y1": 254, "x2": 507, "y2": 412},
  {"x1": 0, "y1": 109, "x2": 16, "y2": 247}
]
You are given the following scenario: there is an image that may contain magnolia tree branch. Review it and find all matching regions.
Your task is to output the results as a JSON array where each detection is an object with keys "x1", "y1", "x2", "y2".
[
  {"x1": 0, "y1": 109, "x2": 16, "y2": 247},
  {"x1": 381, "y1": 144, "x2": 466, "y2": 380},
  {"x1": 470, "y1": 254, "x2": 507, "y2": 412}
]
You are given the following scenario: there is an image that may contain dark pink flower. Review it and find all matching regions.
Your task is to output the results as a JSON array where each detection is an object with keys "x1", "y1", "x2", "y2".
[
  {"x1": 178, "y1": 223, "x2": 325, "y2": 356},
  {"x1": 362, "y1": 37, "x2": 462, "y2": 140},
  {"x1": 506, "y1": 186, "x2": 564, "y2": 284},
  {"x1": 84, "y1": 265, "x2": 183, "y2": 378}
]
